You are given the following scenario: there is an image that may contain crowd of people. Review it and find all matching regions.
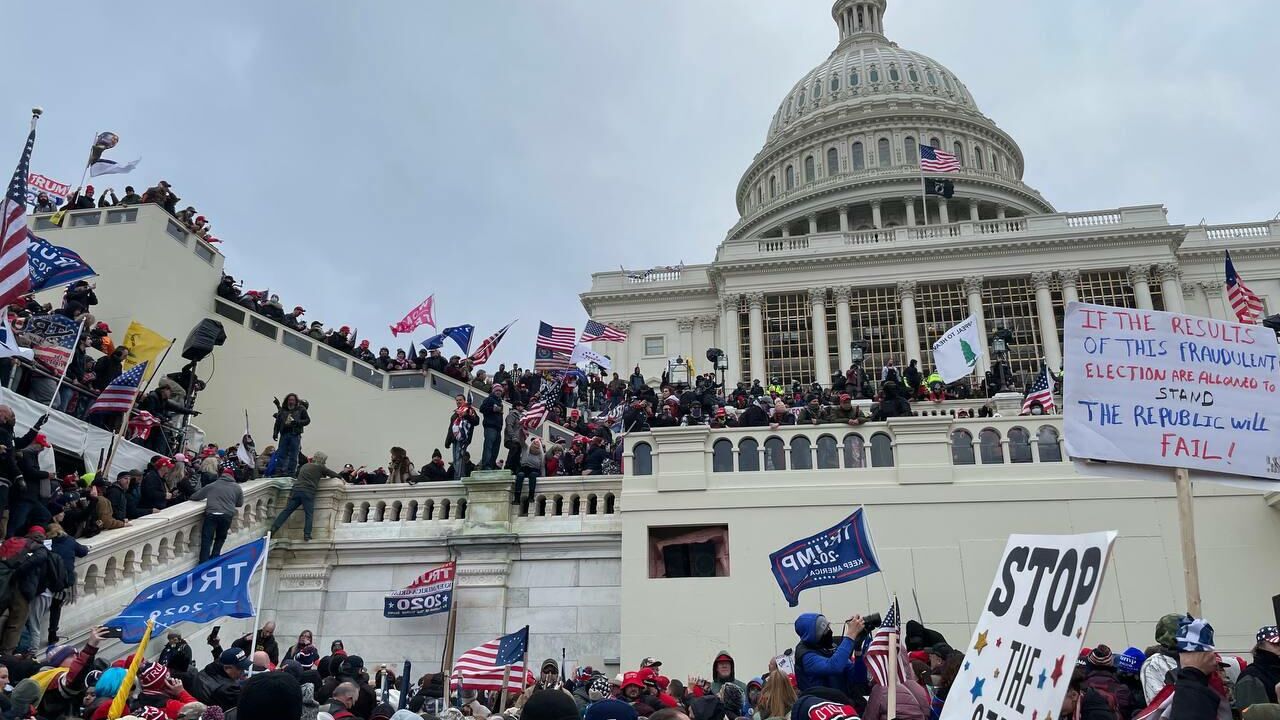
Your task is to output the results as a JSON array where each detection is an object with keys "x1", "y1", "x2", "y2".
[
  {"x1": 34, "y1": 180, "x2": 220, "y2": 245},
  {"x1": 0, "y1": 607, "x2": 1270, "y2": 719}
]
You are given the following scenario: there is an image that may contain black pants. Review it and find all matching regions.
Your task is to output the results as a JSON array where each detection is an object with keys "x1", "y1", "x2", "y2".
[
  {"x1": 47, "y1": 595, "x2": 63, "y2": 644},
  {"x1": 199, "y1": 513, "x2": 232, "y2": 563},
  {"x1": 512, "y1": 467, "x2": 540, "y2": 502}
]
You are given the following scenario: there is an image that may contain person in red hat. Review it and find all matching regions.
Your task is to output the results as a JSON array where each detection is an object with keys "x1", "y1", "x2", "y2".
[{"x1": 283, "y1": 305, "x2": 306, "y2": 331}]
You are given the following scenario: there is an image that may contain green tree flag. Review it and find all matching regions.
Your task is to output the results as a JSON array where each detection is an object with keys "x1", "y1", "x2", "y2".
[{"x1": 931, "y1": 315, "x2": 985, "y2": 383}]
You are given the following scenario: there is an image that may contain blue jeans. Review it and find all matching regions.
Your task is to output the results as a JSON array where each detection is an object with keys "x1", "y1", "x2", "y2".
[
  {"x1": 481, "y1": 427, "x2": 501, "y2": 470},
  {"x1": 270, "y1": 491, "x2": 315, "y2": 540},
  {"x1": 276, "y1": 432, "x2": 302, "y2": 476},
  {"x1": 199, "y1": 513, "x2": 232, "y2": 562}
]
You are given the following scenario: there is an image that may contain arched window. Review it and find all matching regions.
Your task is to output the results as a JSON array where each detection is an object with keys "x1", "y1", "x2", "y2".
[
  {"x1": 951, "y1": 429, "x2": 975, "y2": 465},
  {"x1": 851, "y1": 142, "x2": 865, "y2": 170},
  {"x1": 953, "y1": 141, "x2": 965, "y2": 166},
  {"x1": 942, "y1": 73, "x2": 953, "y2": 90},
  {"x1": 926, "y1": 69, "x2": 937, "y2": 86},
  {"x1": 904, "y1": 136, "x2": 916, "y2": 165},
  {"x1": 764, "y1": 437, "x2": 787, "y2": 471},
  {"x1": 798, "y1": 89, "x2": 806, "y2": 107},
  {"x1": 738, "y1": 438, "x2": 760, "y2": 471},
  {"x1": 790, "y1": 436, "x2": 813, "y2": 470},
  {"x1": 769, "y1": 176, "x2": 777, "y2": 198},
  {"x1": 888, "y1": 65, "x2": 900, "y2": 82},
  {"x1": 929, "y1": 137, "x2": 941, "y2": 149},
  {"x1": 868, "y1": 65, "x2": 879, "y2": 83},
  {"x1": 1008, "y1": 426, "x2": 1032, "y2": 463},
  {"x1": 869, "y1": 432, "x2": 894, "y2": 467},
  {"x1": 633, "y1": 442, "x2": 653, "y2": 475},
  {"x1": 908, "y1": 66, "x2": 919, "y2": 83},
  {"x1": 830, "y1": 74, "x2": 840, "y2": 93},
  {"x1": 1037, "y1": 426, "x2": 1063, "y2": 462},
  {"x1": 979, "y1": 429, "x2": 1003, "y2": 464},
  {"x1": 816, "y1": 435, "x2": 839, "y2": 469},
  {"x1": 850, "y1": 69, "x2": 861, "y2": 87},
  {"x1": 843, "y1": 434, "x2": 865, "y2": 468},
  {"x1": 785, "y1": 165, "x2": 795, "y2": 190},
  {"x1": 991, "y1": 153, "x2": 1001, "y2": 173},
  {"x1": 755, "y1": 186, "x2": 762, "y2": 206},
  {"x1": 804, "y1": 155, "x2": 816, "y2": 183},
  {"x1": 974, "y1": 146, "x2": 984, "y2": 170},
  {"x1": 877, "y1": 138, "x2": 891, "y2": 167},
  {"x1": 813, "y1": 80, "x2": 822, "y2": 99},
  {"x1": 826, "y1": 147, "x2": 839, "y2": 175},
  {"x1": 712, "y1": 439, "x2": 734, "y2": 472}
]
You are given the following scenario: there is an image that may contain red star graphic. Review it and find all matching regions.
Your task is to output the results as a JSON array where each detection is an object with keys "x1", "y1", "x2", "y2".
[
  {"x1": 1050, "y1": 655, "x2": 1065, "y2": 686},
  {"x1": 995, "y1": 636, "x2": 1003, "y2": 648}
]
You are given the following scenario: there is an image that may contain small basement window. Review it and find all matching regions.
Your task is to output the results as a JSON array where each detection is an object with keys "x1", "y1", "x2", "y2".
[{"x1": 648, "y1": 524, "x2": 730, "y2": 578}]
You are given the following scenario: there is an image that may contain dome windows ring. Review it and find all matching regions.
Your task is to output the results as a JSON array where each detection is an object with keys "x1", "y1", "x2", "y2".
[
  {"x1": 850, "y1": 141, "x2": 865, "y2": 170},
  {"x1": 829, "y1": 75, "x2": 839, "y2": 93},
  {"x1": 926, "y1": 69, "x2": 937, "y2": 86},
  {"x1": 868, "y1": 65, "x2": 879, "y2": 83},
  {"x1": 849, "y1": 69, "x2": 860, "y2": 87},
  {"x1": 888, "y1": 65, "x2": 900, "y2": 82},
  {"x1": 798, "y1": 89, "x2": 806, "y2": 107}
]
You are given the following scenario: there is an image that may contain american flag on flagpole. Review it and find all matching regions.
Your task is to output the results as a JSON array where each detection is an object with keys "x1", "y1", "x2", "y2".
[
  {"x1": 450, "y1": 626, "x2": 532, "y2": 692},
  {"x1": 87, "y1": 362, "x2": 147, "y2": 415},
  {"x1": 865, "y1": 597, "x2": 910, "y2": 687},
  {"x1": 581, "y1": 319, "x2": 628, "y2": 343},
  {"x1": 536, "y1": 322, "x2": 576, "y2": 352},
  {"x1": 919, "y1": 144, "x2": 960, "y2": 173},
  {"x1": 520, "y1": 372, "x2": 564, "y2": 430},
  {"x1": 1021, "y1": 366, "x2": 1056, "y2": 414},
  {"x1": 0, "y1": 125, "x2": 37, "y2": 308},
  {"x1": 533, "y1": 346, "x2": 572, "y2": 372},
  {"x1": 1225, "y1": 251, "x2": 1264, "y2": 324},
  {"x1": 468, "y1": 321, "x2": 514, "y2": 366}
]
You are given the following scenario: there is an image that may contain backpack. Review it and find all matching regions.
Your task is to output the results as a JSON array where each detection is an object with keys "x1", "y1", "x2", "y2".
[{"x1": 42, "y1": 551, "x2": 67, "y2": 593}]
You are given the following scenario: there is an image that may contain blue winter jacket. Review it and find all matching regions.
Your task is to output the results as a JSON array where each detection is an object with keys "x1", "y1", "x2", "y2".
[{"x1": 793, "y1": 613, "x2": 858, "y2": 693}]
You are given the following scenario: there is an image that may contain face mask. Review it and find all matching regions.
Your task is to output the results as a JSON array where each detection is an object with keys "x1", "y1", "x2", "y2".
[{"x1": 814, "y1": 616, "x2": 831, "y2": 640}]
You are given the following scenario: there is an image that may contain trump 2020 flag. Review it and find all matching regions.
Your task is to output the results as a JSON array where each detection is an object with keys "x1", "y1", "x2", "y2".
[
  {"x1": 385, "y1": 561, "x2": 455, "y2": 619},
  {"x1": 26, "y1": 234, "x2": 96, "y2": 292},
  {"x1": 106, "y1": 537, "x2": 267, "y2": 642},
  {"x1": 769, "y1": 508, "x2": 880, "y2": 607},
  {"x1": 931, "y1": 314, "x2": 983, "y2": 383}
]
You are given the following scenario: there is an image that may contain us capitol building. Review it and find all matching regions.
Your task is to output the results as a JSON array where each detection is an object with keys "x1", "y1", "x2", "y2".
[{"x1": 582, "y1": 0, "x2": 1279, "y2": 392}]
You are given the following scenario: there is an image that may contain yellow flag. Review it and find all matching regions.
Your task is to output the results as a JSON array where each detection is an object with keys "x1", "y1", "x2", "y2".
[
  {"x1": 109, "y1": 619, "x2": 153, "y2": 720},
  {"x1": 122, "y1": 321, "x2": 168, "y2": 379}
]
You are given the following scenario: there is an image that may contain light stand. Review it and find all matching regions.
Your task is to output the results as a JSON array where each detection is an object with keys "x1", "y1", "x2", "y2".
[{"x1": 990, "y1": 327, "x2": 1014, "y2": 393}]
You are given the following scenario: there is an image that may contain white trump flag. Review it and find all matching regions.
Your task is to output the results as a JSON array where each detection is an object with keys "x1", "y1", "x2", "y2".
[{"x1": 931, "y1": 314, "x2": 983, "y2": 383}]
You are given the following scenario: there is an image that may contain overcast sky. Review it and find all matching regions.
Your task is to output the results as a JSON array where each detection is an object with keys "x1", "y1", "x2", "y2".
[{"x1": 10, "y1": 0, "x2": 1277, "y2": 367}]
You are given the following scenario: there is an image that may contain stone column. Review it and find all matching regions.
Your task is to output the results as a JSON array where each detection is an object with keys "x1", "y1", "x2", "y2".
[
  {"x1": 698, "y1": 314, "x2": 717, "y2": 367},
  {"x1": 871, "y1": 200, "x2": 883, "y2": 229},
  {"x1": 1058, "y1": 269, "x2": 1080, "y2": 306},
  {"x1": 677, "y1": 318, "x2": 695, "y2": 360},
  {"x1": 781, "y1": 224, "x2": 790, "y2": 237},
  {"x1": 614, "y1": 321, "x2": 632, "y2": 374},
  {"x1": 898, "y1": 280, "x2": 921, "y2": 366},
  {"x1": 963, "y1": 276, "x2": 990, "y2": 373},
  {"x1": 838, "y1": 205, "x2": 850, "y2": 233},
  {"x1": 719, "y1": 295, "x2": 740, "y2": 388},
  {"x1": 937, "y1": 199, "x2": 950, "y2": 224},
  {"x1": 903, "y1": 196, "x2": 917, "y2": 227},
  {"x1": 809, "y1": 288, "x2": 832, "y2": 385},
  {"x1": 1128, "y1": 265, "x2": 1154, "y2": 309},
  {"x1": 1200, "y1": 281, "x2": 1229, "y2": 320},
  {"x1": 1156, "y1": 262, "x2": 1185, "y2": 313},
  {"x1": 746, "y1": 292, "x2": 766, "y2": 383},
  {"x1": 807, "y1": 213, "x2": 818, "y2": 235},
  {"x1": 968, "y1": 199, "x2": 980, "y2": 222},
  {"x1": 834, "y1": 286, "x2": 853, "y2": 372},
  {"x1": 1031, "y1": 271, "x2": 1062, "y2": 372},
  {"x1": 996, "y1": 205, "x2": 1006, "y2": 219}
]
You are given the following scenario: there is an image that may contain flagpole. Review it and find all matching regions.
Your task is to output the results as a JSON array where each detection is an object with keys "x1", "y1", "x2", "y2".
[
  {"x1": 0, "y1": 109, "x2": 41, "y2": 265},
  {"x1": 101, "y1": 338, "x2": 175, "y2": 480},
  {"x1": 918, "y1": 149, "x2": 929, "y2": 227},
  {"x1": 887, "y1": 616, "x2": 899, "y2": 720},
  {"x1": 499, "y1": 666, "x2": 512, "y2": 712},
  {"x1": 441, "y1": 558, "x2": 459, "y2": 677},
  {"x1": 247, "y1": 532, "x2": 273, "y2": 677},
  {"x1": 43, "y1": 317, "x2": 87, "y2": 415}
]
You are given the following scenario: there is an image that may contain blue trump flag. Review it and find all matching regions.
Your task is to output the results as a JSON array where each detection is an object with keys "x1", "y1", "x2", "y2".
[
  {"x1": 769, "y1": 508, "x2": 880, "y2": 607},
  {"x1": 27, "y1": 234, "x2": 95, "y2": 292},
  {"x1": 106, "y1": 538, "x2": 267, "y2": 642}
]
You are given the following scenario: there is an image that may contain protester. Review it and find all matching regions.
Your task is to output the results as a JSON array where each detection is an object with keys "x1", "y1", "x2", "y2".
[
  {"x1": 1236, "y1": 625, "x2": 1280, "y2": 708},
  {"x1": 273, "y1": 394, "x2": 311, "y2": 477},
  {"x1": 1141, "y1": 613, "x2": 1182, "y2": 703},
  {"x1": 270, "y1": 452, "x2": 338, "y2": 542},
  {"x1": 479, "y1": 385, "x2": 506, "y2": 471},
  {"x1": 794, "y1": 613, "x2": 864, "y2": 696},
  {"x1": 445, "y1": 395, "x2": 480, "y2": 480},
  {"x1": 189, "y1": 469, "x2": 245, "y2": 562}
]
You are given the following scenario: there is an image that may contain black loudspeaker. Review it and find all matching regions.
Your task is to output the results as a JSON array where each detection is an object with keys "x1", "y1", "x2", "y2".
[
  {"x1": 662, "y1": 545, "x2": 690, "y2": 578},
  {"x1": 181, "y1": 318, "x2": 227, "y2": 363},
  {"x1": 706, "y1": 348, "x2": 723, "y2": 363},
  {"x1": 688, "y1": 541, "x2": 717, "y2": 577}
]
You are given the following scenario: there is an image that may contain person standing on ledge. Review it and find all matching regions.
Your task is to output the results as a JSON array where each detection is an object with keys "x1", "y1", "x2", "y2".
[{"x1": 272, "y1": 393, "x2": 310, "y2": 477}]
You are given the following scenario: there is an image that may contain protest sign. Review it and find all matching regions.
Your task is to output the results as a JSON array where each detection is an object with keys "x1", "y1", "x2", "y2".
[
  {"x1": 384, "y1": 561, "x2": 455, "y2": 619},
  {"x1": 768, "y1": 508, "x2": 881, "y2": 607},
  {"x1": 26, "y1": 172, "x2": 69, "y2": 207},
  {"x1": 1063, "y1": 301, "x2": 1280, "y2": 481},
  {"x1": 939, "y1": 531, "x2": 1117, "y2": 720}
]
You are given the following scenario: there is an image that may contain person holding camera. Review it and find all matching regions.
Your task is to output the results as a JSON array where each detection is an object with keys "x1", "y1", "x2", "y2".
[{"x1": 793, "y1": 612, "x2": 866, "y2": 696}]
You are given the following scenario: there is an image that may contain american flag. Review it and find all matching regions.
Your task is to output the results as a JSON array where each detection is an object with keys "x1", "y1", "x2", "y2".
[
  {"x1": 1021, "y1": 366, "x2": 1056, "y2": 414},
  {"x1": 581, "y1": 319, "x2": 627, "y2": 343},
  {"x1": 1225, "y1": 251, "x2": 1264, "y2": 324},
  {"x1": 450, "y1": 626, "x2": 532, "y2": 692},
  {"x1": 87, "y1": 361, "x2": 147, "y2": 415},
  {"x1": 0, "y1": 126, "x2": 36, "y2": 308},
  {"x1": 520, "y1": 373, "x2": 563, "y2": 430},
  {"x1": 919, "y1": 144, "x2": 960, "y2": 173},
  {"x1": 533, "y1": 346, "x2": 572, "y2": 372},
  {"x1": 865, "y1": 597, "x2": 910, "y2": 687},
  {"x1": 127, "y1": 410, "x2": 160, "y2": 441},
  {"x1": 536, "y1": 321, "x2": 576, "y2": 352},
  {"x1": 468, "y1": 321, "x2": 514, "y2": 366}
]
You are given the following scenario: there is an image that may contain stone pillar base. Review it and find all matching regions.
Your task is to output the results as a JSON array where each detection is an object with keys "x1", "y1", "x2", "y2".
[
  {"x1": 992, "y1": 392, "x2": 1025, "y2": 417},
  {"x1": 462, "y1": 470, "x2": 515, "y2": 534}
]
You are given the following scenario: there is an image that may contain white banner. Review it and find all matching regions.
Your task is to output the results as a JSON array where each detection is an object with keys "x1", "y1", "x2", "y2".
[
  {"x1": 931, "y1": 314, "x2": 984, "y2": 383},
  {"x1": 571, "y1": 343, "x2": 611, "y2": 370},
  {"x1": 939, "y1": 531, "x2": 1117, "y2": 720},
  {"x1": 1063, "y1": 301, "x2": 1280, "y2": 481}
]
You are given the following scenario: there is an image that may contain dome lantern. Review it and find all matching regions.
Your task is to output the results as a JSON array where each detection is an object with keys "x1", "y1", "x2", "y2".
[{"x1": 832, "y1": 0, "x2": 887, "y2": 43}]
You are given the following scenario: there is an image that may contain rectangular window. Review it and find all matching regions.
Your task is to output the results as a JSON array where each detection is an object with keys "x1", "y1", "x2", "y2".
[
  {"x1": 915, "y1": 282, "x2": 968, "y2": 375},
  {"x1": 32, "y1": 216, "x2": 59, "y2": 231},
  {"x1": 249, "y1": 316, "x2": 278, "y2": 340},
  {"x1": 281, "y1": 331, "x2": 313, "y2": 357},
  {"x1": 848, "y1": 286, "x2": 904, "y2": 394},
  {"x1": 193, "y1": 242, "x2": 216, "y2": 264},
  {"x1": 388, "y1": 372, "x2": 426, "y2": 390},
  {"x1": 105, "y1": 208, "x2": 138, "y2": 224},
  {"x1": 213, "y1": 300, "x2": 246, "y2": 325},
  {"x1": 165, "y1": 220, "x2": 189, "y2": 245},
  {"x1": 983, "y1": 278, "x2": 1046, "y2": 390},
  {"x1": 69, "y1": 211, "x2": 100, "y2": 227},
  {"x1": 351, "y1": 363, "x2": 385, "y2": 388},
  {"x1": 644, "y1": 336, "x2": 665, "y2": 356},
  {"x1": 648, "y1": 525, "x2": 729, "y2": 579},
  {"x1": 315, "y1": 346, "x2": 349, "y2": 372},
  {"x1": 764, "y1": 292, "x2": 814, "y2": 386}
]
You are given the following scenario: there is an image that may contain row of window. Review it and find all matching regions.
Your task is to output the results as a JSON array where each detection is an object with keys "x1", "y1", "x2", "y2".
[
  {"x1": 780, "y1": 61, "x2": 968, "y2": 125},
  {"x1": 754, "y1": 135, "x2": 1002, "y2": 205}
]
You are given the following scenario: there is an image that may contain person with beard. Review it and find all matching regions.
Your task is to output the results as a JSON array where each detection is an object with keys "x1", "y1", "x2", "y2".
[
  {"x1": 1236, "y1": 625, "x2": 1280, "y2": 709},
  {"x1": 793, "y1": 613, "x2": 865, "y2": 697},
  {"x1": 316, "y1": 654, "x2": 376, "y2": 719},
  {"x1": 619, "y1": 672, "x2": 657, "y2": 716}
]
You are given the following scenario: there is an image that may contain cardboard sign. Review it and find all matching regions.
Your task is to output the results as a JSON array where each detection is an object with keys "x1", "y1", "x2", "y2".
[
  {"x1": 1063, "y1": 301, "x2": 1280, "y2": 480},
  {"x1": 939, "y1": 532, "x2": 1116, "y2": 720}
]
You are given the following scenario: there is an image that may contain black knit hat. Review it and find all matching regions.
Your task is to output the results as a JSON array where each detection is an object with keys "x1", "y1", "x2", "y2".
[
  {"x1": 237, "y1": 671, "x2": 302, "y2": 720},
  {"x1": 523, "y1": 689, "x2": 581, "y2": 720}
]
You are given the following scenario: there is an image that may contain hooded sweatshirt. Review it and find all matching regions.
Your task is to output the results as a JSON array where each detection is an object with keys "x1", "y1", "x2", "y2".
[
  {"x1": 711, "y1": 650, "x2": 747, "y2": 693},
  {"x1": 793, "y1": 613, "x2": 858, "y2": 695},
  {"x1": 1141, "y1": 613, "x2": 1182, "y2": 702}
]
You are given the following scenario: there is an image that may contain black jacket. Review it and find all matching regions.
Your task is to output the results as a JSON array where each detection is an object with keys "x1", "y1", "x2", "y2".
[
  {"x1": 158, "y1": 640, "x2": 193, "y2": 674},
  {"x1": 1169, "y1": 667, "x2": 1219, "y2": 720},
  {"x1": 138, "y1": 469, "x2": 168, "y2": 512},
  {"x1": 92, "y1": 354, "x2": 124, "y2": 391},
  {"x1": 104, "y1": 484, "x2": 128, "y2": 521},
  {"x1": 421, "y1": 460, "x2": 450, "y2": 482},
  {"x1": 425, "y1": 356, "x2": 448, "y2": 374},
  {"x1": 480, "y1": 394, "x2": 505, "y2": 430},
  {"x1": 191, "y1": 661, "x2": 242, "y2": 710},
  {"x1": 739, "y1": 405, "x2": 770, "y2": 427},
  {"x1": 1236, "y1": 648, "x2": 1280, "y2": 706},
  {"x1": 0, "y1": 423, "x2": 36, "y2": 487},
  {"x1": 316, "y1": 676, "x2": 376, "y2": 719},
  {"x1": 273, "y1": 404, "x2": 311, "y2": 438}
]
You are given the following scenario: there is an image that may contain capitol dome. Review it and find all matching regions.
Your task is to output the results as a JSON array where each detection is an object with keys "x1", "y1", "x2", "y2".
[{"x1": 726, "y1": 0, "x2": 1053, "y2": 243}]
